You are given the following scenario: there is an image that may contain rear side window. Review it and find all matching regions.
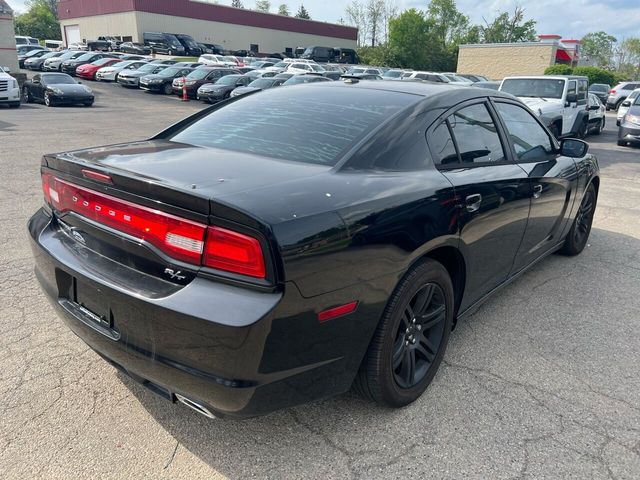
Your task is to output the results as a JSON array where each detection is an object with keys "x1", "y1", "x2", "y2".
[
  {"x1": 430, "y1": 122, "x2": 459, "y2": 166},
  {"x1": 446, "y1": 103, "x2": 506, "y2": 164},
  {"x1": 578, "y1": 80, "x2": 588, "y2": 101},
  {"x1": 170, "y1": 87, "x2": 417, "y2": 166}
]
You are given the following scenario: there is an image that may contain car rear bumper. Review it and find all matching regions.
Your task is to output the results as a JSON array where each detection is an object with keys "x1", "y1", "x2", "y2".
[{"x1": 28, "y1": 208, "x2": 377, "y2": 418}]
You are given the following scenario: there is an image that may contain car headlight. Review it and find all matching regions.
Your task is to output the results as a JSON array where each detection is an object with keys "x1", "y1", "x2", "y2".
[
  {"x1": 185, "y1": 80, "x2": 196, "y2": 86},
  {"x1": 11, "y1": 79, "x2": 18, "y2": 89},
  {"x1": 49, "y1": 87, "x2": 64, "y2": 95},
  {"x1": 82, "y1": 85, "x2": 92, "y2": 93},
  {"x1": 624, "y1": 115, "x2": 640, "y2": 126}
]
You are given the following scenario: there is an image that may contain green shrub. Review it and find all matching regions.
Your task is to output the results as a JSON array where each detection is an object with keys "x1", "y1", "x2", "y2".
[
  {"x1": 544, "y1": 65, "x2": 573, "y2": 75},
  {"x1": 572, "y1": 66, "x2": 617, "y2": 87}
]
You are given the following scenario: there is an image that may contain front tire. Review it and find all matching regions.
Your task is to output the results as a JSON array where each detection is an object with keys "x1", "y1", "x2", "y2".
[
  {"x1": 353, "y1": 259, "x2": 454, "y2": 407},
  {"x1": 44, "y1": 92, "x2": 53, "y2": 107},
  {"x1": 23, "y1": 87, "x2": 32, "y2": 103},
  {"x1": 559, "y1": 183, "x2": 597, "y2": 256},
  {"x1": 163, "y1": 83, "x2": 173, "y2": 95}
]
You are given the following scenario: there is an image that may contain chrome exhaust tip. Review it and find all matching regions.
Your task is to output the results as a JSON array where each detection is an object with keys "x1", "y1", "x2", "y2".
[{"x1": 175, "y1": 393, "x2": 216, "y2": 419}]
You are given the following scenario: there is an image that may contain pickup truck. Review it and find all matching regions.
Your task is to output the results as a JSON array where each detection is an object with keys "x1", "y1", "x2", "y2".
[
  {"x1": 87, "y1": 37, "x2": 121, "y2": 52},
  {"x1": 499, "y1": 75, "x2": 590, "y2": 138}
]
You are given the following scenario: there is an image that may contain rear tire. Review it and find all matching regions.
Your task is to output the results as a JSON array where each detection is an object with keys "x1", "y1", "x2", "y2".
[
  {"x1": 44, "y1": 92, "x2": 53, "y2": 107},
  {"x1": 353, "y1": 259, "x2": 454, "y2": 407},
  {"x1": 593, "y1": 118, "x2": 604, "y2": 135},
  {"x1": 559, "y1": 183, "x2": 596, "y2": 256},
  {"x1": 23, "y1": 87, "x2": 32, "y2": 103}
]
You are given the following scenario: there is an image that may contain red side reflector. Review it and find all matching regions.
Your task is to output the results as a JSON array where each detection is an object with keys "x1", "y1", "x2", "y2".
[
  {"x1": 203, "y1": 226, "x2": 266, "y2": 279},
  {"x1": 82, "y1": 169, "x2": 113, "y2": 184},
  {"x1": 317, "y1": 301, "x2": 359, "y2": 323}
]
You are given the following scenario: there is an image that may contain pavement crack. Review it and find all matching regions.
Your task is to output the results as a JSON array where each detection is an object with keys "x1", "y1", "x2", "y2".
[{"x1": 163, "y1": 440, "x2": 179, "y2": 470}]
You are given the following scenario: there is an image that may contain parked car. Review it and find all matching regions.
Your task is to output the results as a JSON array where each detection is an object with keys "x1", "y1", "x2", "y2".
[
  {"x1": 200, "y1": 43, "x2": 225, "y2": 55},
  {"x1": 457, "y1": 74, "x2": 490, "y2": 82},
  {"x1": 471, "y1": 81, "x2": 500, "y2": 90},
  {"x1": 139, "y1": 66, "x2": 195, "y2": 94},
  {"x1": 95, "y1": 36, "x2": 122, "y2": 51},
  {"x1": 341, "y1": 73, "x2": 382, "y2": 81},
  {"x1": 223, "y1": 55, "x2": 245, "y2": 67},
  {"x1": 85, "y1": 38, "x2": 111, "y2": 52},
  {"x1": 607, "y1": 81, "x2": 640, "y2": 111},
  {"x1": 587, "y1": 93, "x2": 606, "y2": 135},
  {"x1": 500, "y1": 75, "x2": 590, "y2": 138},
  {"x1": 68, "y1": 42, "x2": 88, "y2": 51},
  {"x1": 249, "y1": 61, "x2": 275, "y2": 69},
  {"x1": 230, "y1": 77, "x2": 286, "y2": 97},
  {"x1": 0, "y1": 67, "x2": 20, "y2": 108},
  {"x1": 118, "y1": 42, "x2": 151, "y2": 55},
  {"x1": 285, "y1": 62, "x2": 325, "y2": 75},
  {"x1": 172, "y1": 62, "x2": 202, "y2": 69},
  {"x1": 117, "y1": 63, "x2": 172, "y2": 87},
  {"x1": 404, "y1": 71, "x2": 449, "y2": 82},
  {"x1": 347, "y1": 66, "x2": 383, "y2": 76},
  {"x1": 44, "y1": 40, "x2": 64, "y2": 51},
  {"x1": 442, "y1": 73, "x2": 473, "y2": 84},
  {"x1": 76, "y1": 57, "x2": 120, "y2": 80},
  {"x1": 96, "y1": 60, "x2": 148, "y2": 82},
  {"x1": 18, "y1": 48, "x2": 49, "y2": 68},
  {"x1": 198, "y1": 54, "x2": 235, "y2": 67},
  {"x1": 382, "y1": 69, "x2": 406, "y2": 80},
  {"x1": 148, "y1": 59, "x2": 178, "y2": 66},
  {"x1": 15, "y1": 35, "x2": 40, "y2": 46},
  {"x1": 616, "y1": 88, "x2": 640, "y2": 126},
  {"x1": 22, "y1": 72, "x2": 94, "y2": 107},
  {"x1": 323, "y1": 71, "x2": 342, "y2": 81},
  {"x1": 333, "y1": 47, "x2": 359, "y2": 64},
  {"x1": 196, "y1": 74, "x2": 252, "y2": 103},
  {"x1": 24, "y1": 51, "x2": 65, "y2": 71},
  {"x1": 142, "y1": 32, "x2": 185, "y2": 56},
  {"x1": 61, "y1": 52, "x2": 116, "y2": 75},
  {"x1": 172, "y1": 67, "x2": 239, "y2": 97},
  {"x1": 588, "y1": 83, "x2": 610, "y2": 104},
  {"x1": 242, "y1": 69, "x2": 277, "y2": 82},
  {"x1": 283, "y1": 74, "x2": 332, "y2": 85},
  {"x1": 172, "y1": 34, "x2": 203, "y2": 56},
  {"x1": 618, "y1": 93, "x2": 640, "y2": 147},
  {"x1": 28, "y1": 82, "x2": 599, "y2": 419},
  {"x1": 119, "y1": 54, "x2": 147, "y2": 61},
  {"x1": 44, "y1": 50, "x2": 84, "y2": 71},
  {"x1": 16, "y1": 44, "x2": 44, "y2": 55}
]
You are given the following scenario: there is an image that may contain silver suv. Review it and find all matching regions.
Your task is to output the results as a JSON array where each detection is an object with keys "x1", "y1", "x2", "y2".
[{"x1": 606, "y1": 81, "x2": 640, "y2": 111}]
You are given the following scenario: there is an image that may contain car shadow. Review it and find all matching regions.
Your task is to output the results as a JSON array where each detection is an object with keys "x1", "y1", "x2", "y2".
[{"x1": 117, "y1": 226, "x2": 639, "y2": 477}]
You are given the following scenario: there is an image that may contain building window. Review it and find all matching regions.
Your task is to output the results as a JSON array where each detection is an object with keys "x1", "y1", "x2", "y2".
[
  {"x1": 285, "y1": 47, "x2": 293, "y2": 54},
  {"x1": 250, "y1": 44, "x2": 259, "y2": 53},
  {"x1": 122, "y1": 36, "x2": 133, "y2": 42}
]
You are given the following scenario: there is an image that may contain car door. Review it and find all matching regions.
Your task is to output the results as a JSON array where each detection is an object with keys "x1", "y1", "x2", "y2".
[
  {"x1": 427, "y1": 100, "x2": 531, "y2": 309},
  {"x1": 493, "y1": 100, "x2": 578, "y2": 273},
  {"x1": 31, "y1": 74, "x2": 44, "y2": 100},
  {"x1": 562, "y1": 79, "x2": 578, "y2": 135}
]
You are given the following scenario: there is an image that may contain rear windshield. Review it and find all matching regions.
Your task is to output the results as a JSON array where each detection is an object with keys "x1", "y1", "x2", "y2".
[
  {"x1": 169, "y1": 87, "x2": 416, "y2": 166},
  {"x1": 589, "y1": 84, "x2": 609, "y2": 92},
  {"x1": 501, "y1": 78, "x2": 565, "y2": 99}
]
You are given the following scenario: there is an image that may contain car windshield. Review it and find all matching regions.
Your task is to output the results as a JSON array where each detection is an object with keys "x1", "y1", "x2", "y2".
[
  {"x1": 42, "y1": 74, "x2": 75, "y2": 85},
  {"x1": 383, "y1": 70, "x2": 403, "y2": 78},
  {"x1": 92, "y1": 58, "x2": 114, "y2": 66},
  {"x1": 159, "y1": 67, "x2": 183, "y2": 76},
  {"x1": 634, "y1": 95, "x2": 640, "y2": 106},
  {"x1": 75, "y1": 53, "x2": 98, "y2": 61},
  {"x1": 216, "y1": 75, "x2": 241, "y2": 85},
  {"x1": 248, "y1": 78, "x2": 275, "y2": 88},
  {"x1": 273, "y1": 62, "x2": 287, "y2": 68},
  {"x1": 309, "y1": 64, "x2": 325, "y2": 72},
  {"x1": 589, "y1": 84, "x2": 608, "y2": 92},
  {"x1": 166, "y1": 35, "x2": 182, "y2": 47},
  {"x1": 180, "y1": 36, "x2": 198, "y2": 48},
  {"x1": 112, "y1": 61, "x2": 132, "y2": 68},
  {"x1": 138, "y1": 63, "x2": 160, "y2": 72},
  {"x1": 187, "y1": 69, "x2": 212, "y2": 80},
  {"x1": 501, "y1": 79, "x2": 565, "y2": 99},
  {"x1": 169, "y1": 87, "x2": 416, "y2": 166}
]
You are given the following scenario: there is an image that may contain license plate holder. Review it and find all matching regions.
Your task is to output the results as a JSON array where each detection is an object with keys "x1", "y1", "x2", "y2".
[{"x1": 75, "y1": 279, "x2": 112, "y2": 329}]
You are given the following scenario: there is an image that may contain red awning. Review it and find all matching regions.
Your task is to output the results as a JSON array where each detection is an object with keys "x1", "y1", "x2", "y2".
[{"x1": 556, "y1": 49, "x2": 573, "y2": 62}]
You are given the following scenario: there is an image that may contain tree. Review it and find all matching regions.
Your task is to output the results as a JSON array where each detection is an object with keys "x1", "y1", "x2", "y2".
[
  {"x1": 615, "y1": 37, "x2": 640, "y2": 79},
  {"x1": 388, "y1": 9, "x2": 437, "y2": 69},
  {"x1": 278, "y1": 3, "x2": 290, "y2": 15},
  {"x1": 345, "y1": 1, "x2": 369, "y2": 46},
  {"x1": 367, "y1": 0, "x2": 386, "y2": 47},
  {"x1": 231, "y1": 0, "x2": 245, "y2": 8},
  {"x1": 14, "y1": 0, "x2": 61, "y2": 40},
  {"x1": 345, "y1": 0, "x2": 398, "y2": 47},
  {"x1": 426, "y1": 0, "x2": 471, "y2": 46},
  {"x1": 581, "y1": 31, "x2": 617, "y2": 68},
  {"x1": 255, "y1": 0, "x2": 270, "y2": 12},
  {"x1": 480, "y1": 6, "x2": 537, "y2": 44},
  {"x1": 295, "y1": 4, "x2": 310, "y2": 19}
]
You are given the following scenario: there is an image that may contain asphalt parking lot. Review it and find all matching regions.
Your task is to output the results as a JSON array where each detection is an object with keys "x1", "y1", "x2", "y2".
[{"x1": 1, "y1": 78, "x2": 639, "y2": 479}]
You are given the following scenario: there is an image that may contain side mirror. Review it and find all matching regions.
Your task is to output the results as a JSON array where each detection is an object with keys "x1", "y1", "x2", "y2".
[
  {"x1": 622, "y1": 100, "x2": 632, "y2": 107},
  {"x1": 566, "y1": 93, "x2": 578, "y2": 104},
  {"x1": 560, "y1": 138, "x2": 589, "y2": 158},
  {"x1": 589, "y1": 105, "x2": 601, "y2": 110}
]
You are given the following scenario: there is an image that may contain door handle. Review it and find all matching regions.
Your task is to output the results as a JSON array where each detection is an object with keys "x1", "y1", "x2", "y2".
[
  {"x1": 465, "y1": 194, "x2": 482, "y2": 213},
  {"x1": 533, "y1": 184, "x2": 543, "y2": 199}
]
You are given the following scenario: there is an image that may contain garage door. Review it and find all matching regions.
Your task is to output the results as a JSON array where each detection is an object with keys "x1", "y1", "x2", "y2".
[{"x1": 64, "y1": 25, "x2": 81, "y2": 46}]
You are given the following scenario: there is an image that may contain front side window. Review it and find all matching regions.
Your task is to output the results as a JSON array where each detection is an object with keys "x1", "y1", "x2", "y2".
[
  {"x1": 578, "y1": 80, "x2": 588, "y2": 101},
  {"x1": 567, "y1": 80, "x2": 577, "y2": 96},
  {"x1": 495, "y1": 103, "x2": 554, "y2": 162},
  {"x1": 447, "y1": 104, "x2": 506, "y2": 164}
]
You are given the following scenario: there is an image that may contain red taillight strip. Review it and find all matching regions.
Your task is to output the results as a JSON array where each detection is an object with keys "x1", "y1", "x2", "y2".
[
  {"x1": 317, "y1": 301, "x2": 359, "y2": 323},
  {"x1": 41, "y1": 174, "x2": 267, "y2": 279}
]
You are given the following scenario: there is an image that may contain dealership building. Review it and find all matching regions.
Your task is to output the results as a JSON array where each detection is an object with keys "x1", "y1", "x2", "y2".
[
  {"x1": 57, "y1": 0, "x2": 358, "y2": 55},
  {"x1": 457, "y1": 35, "x2": 582, "y2": 80}
]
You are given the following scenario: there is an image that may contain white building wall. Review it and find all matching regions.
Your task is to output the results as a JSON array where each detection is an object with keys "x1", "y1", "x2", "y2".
[
  {"x1": 60, "y1": 11, "x2": 357, "y2": 53},
  {"x1": 0, "y1": 12, "x2": 18, "y2": 72}
]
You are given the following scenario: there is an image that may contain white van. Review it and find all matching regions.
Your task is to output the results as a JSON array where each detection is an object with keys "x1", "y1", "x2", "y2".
[
  {"x1": 44, "y1": 40, "x2": 64, "y2": 51},
  {"x1": 15, "y1": 35, "x2": 40, "y2": 47}
]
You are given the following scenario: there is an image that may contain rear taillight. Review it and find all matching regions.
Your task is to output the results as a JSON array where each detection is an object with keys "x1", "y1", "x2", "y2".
[
  {"x1": 610, "y1": 89, "x2": 616, "y2": 94},
  {"x1": 41, "y1": 174, "x2": 267, "y2": 278}
]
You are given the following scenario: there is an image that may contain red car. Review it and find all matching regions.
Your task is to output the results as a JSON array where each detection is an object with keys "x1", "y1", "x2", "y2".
[{"x1": 76, "y1": 58, "x2": 120, "y2": 80}]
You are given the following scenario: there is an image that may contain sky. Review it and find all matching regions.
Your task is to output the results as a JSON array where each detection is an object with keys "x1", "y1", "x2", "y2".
[{"x1": 6, "y1": 0, "x2": 640, "y2": 40}]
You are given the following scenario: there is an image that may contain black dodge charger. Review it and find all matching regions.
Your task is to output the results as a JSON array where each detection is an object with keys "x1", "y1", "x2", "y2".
[{"x1": 28, "y1": 81, "x2": 599, "y2": 418}]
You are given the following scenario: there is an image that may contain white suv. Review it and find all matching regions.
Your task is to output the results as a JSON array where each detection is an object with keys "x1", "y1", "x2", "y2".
[
  {"x1": 0, "y1": 67, "x2": 20, "y2": 108},
  {"x1": 500, "y1": 75, "x2": 590, "y2": 138}
]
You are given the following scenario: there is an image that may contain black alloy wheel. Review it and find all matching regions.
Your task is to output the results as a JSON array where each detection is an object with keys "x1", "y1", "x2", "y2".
[
  {"x1": 560, "y1": 183, "x2": 597, "y2": 256},
  {"x1": 354, "y1": 258, "x2": 454, "y2": 407},
  {"x1": 44, "y1": 92, "x2": 53, "y2": 107},
  {"x1": 577, "y1": 121, "x2": 588, "y2": 139},
  {"x1": 392, "y1": 283, "x2": 447, "y2": 389},
  {"x1": 23, "y1": 86, "x2": 31, "y2": 103}
]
